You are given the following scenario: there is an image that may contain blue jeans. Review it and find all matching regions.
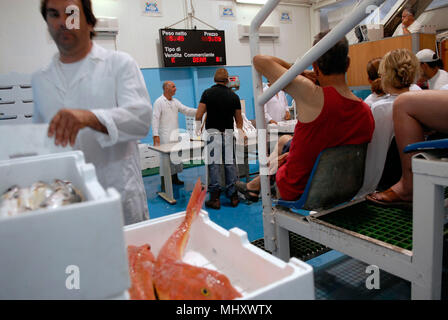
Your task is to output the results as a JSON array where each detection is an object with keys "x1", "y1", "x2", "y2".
[{"x1": 206, "y1": 131, "x2": 237, "y2": 197}]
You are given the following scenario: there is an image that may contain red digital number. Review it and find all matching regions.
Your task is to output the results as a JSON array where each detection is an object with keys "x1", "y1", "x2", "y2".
[
  {"x1": 201, "y1": 36, "x2": 221, "y2": 42},
  {"x1": 166, "y1": 36, "x2": 184, "y2": 42},
  {"x1": 192, "y1": 57, "x2": 207, "y2": 63}
]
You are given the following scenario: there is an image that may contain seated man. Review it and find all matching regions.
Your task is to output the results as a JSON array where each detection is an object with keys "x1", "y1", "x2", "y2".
[
  {"x1": 416, "y1": 49, "x2": 448, "y2": 90},
  {"x1": 392, "y1": 7, "x2": 422, "y2": 37},
  {"x1": 237, "y1": 30, "x2": 375, "y2": 202}
]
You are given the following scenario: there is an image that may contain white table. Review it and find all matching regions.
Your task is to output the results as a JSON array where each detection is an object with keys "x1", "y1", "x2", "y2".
[
  {"x1": 147, "y1": 141, "x2": 205, "y2": 205},
  {"x1": 267, "y1": 120, "x2": 297, "y2": 134}
]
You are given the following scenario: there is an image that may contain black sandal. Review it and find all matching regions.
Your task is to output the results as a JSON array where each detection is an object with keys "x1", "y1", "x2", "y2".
[{"x1": 235, "y1": 181, "x2": 260, "y2": 202}]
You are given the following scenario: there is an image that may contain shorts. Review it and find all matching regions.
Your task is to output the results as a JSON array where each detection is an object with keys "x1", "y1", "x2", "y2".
[{"x1": 282, "y1": 139, "x2": 292, "y2": 154}]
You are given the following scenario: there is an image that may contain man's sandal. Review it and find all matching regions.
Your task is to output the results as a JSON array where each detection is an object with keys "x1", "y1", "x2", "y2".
[{"x1": 235, "y1": 181, "x2": 260, "y2": 202}]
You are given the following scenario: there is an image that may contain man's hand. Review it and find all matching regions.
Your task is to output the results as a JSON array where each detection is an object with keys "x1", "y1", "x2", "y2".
[
  {"x1": 285, "y1": 110, "x2": 291, "y2": 121},
  {"x1": 301, "y1": 70, "x2": 317, "y2": 84},
  {"x1": 278, "y1": 152, "x2": 289, "y2": 167},
  {"x1": 48, "y1": 109, "x2": 107, "y2": 147},
  {"x1": 153, "y1": 136, "x2": 160, "y2": 146},
  {"x1": 194, "y1": 120, "x2": 203, "y2": 136},
  {"x1": 269, "y1": 120, "x2": 278, "y2": 125}
]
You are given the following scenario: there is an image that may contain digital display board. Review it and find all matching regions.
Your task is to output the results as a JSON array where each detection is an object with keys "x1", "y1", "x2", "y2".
[{"x1": 160, "y1": 29, "x2": 226, "y2": 67}]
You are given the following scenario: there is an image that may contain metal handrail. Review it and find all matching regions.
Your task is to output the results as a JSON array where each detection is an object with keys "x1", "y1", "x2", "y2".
[{"x1": 249, "y1": 0, "x2": 386, "y2": 253}]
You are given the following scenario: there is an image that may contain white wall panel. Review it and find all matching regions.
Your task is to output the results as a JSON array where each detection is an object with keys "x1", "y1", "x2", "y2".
[{"x1": 0, "y1": 0, "x2": 311, "y2": 73}]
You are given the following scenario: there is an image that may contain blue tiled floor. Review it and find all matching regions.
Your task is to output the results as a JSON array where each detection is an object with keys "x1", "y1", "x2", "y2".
[
  {"x1": 144, "y1": 165, "x2": 446, "y2": 300},
  {"x1": 144, "y1": 164, "x2": 264, "y2": 242}
]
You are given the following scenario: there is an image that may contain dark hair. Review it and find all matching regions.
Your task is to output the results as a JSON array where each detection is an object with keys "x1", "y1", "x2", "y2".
[
  {"x1": 40, "y1": 0, "x2": 97, "y2": 39},
  {"x1": 367, "y1": 58, "x2": 382, "y2": 81},
  {"x1": 426, "y1": 53, "x2": 444, "y2": 69},
  {"x1": 366, "y1": 58, "x2": 385, "y2": 96},
  {"x1": 312, "y1": 30, "x2": 349, "y2": 75},
  {"x1": 403, "y1": 6, "x2": 416, "y2": 17}
]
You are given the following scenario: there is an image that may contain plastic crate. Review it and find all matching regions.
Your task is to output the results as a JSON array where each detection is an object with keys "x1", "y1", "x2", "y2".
[
  {"x1": 0, "y1": 125, "x2": 130, "y2": 299},
  {"x1": 124, "y1": 211, "x2": 315, "y2": 300}
]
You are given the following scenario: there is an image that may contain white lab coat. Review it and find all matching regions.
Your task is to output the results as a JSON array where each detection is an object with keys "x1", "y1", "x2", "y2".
[
  {"x1": 393, "y1": 20, "x2": 423, "y2": 37},
  {"x1": 263, "y1": 85, "x2": 289, "y2": 123},
  {"x1": 152, "y1": 95, "x2": 196, "y2": 144},
  {"x1": 32, "y1": 43, "x2": 152, "y2": 225}
]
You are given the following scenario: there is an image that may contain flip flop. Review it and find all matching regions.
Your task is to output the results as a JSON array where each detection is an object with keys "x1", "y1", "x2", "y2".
[
  {"x1": 366, "y1": 188, "x2": 412, "y2": 209},
  {"x1": 235, "y1": 181, "x2": 260, "y2": 202}
]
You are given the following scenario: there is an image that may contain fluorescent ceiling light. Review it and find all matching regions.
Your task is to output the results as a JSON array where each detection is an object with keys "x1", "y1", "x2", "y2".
[{"x1": 235, "y1": 0, "x2": 268, "y2": 4}]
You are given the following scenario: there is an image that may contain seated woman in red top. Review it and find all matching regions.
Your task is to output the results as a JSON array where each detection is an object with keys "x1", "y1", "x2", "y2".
[{"x1": 236, "y1": 30, "x2": 375, "y2": 202}]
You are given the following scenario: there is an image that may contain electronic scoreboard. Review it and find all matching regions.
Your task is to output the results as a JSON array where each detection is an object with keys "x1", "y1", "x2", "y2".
[{"x1": 160, "y1": 29, "x2": 226, "y2": 67}]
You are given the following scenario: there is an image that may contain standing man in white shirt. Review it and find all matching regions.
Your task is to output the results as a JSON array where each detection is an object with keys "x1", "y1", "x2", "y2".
[
  {"x1": 392, "y1": 7, "x2": 422, "y2": 37},
  {"x1": 263, "y1": 81, "x2": 291, "y2": 125},
  {"x1": 32, "y1": 0, "x2": 152, "y2": 225},
  {"x1": 416, "y1": 49, "x2": 448, "y2": 90},
  {"x1": 152, "y1": 81, "x2": 197, "y2": 185}
]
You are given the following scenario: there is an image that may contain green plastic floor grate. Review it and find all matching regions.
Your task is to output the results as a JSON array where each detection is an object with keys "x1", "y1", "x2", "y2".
[
  {"x1": 317, "y1": 202, "x2": 432, "y2": 250},
  {"x1": 317, "y1": 202, "x2": 413, "y2": 250},
  {"x1": 251, "y1": 233, "x2": 330, "y2": 261}
]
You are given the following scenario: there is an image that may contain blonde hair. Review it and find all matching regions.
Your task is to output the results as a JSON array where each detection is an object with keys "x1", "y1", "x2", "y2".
[{"x1": 379, "y1": 49, "x2": 420, "y2": 91}]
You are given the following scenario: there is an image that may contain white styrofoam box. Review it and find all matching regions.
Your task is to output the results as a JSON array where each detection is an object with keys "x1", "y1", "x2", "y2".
[
  {"x1": 0, "y1": 135, "x2": 130, "y2": 299},
  {"x1": 0, "y1": 86, "x2": 33, "y2": 104},
  {"x1": 138, "y1": 143, "x2": 154, "y2": 158},
  {"x1": 0, "y1": 88, "x2": 14, "y2": 102},
  {"x1": 0, "y1": 124, "x2": 69, "y2": 159},
  {"x1": 0, "y1": 72, "x2": 31, "y2": 87},
  {"x1": 124, "y1": 211, "x2": 315, "y2": 300},
  {"x1": 0, "y1": 101, "x2": 34, "y2": 115},
  {"x1": 141, "y1": 156, "x2": 160, "y2": 170},
  {"x1": 268, "y1": 120, "x2": 297, "y2": 133},
  {"x1": 0, "y1": 114, "x2": 33, "y2": 126}
]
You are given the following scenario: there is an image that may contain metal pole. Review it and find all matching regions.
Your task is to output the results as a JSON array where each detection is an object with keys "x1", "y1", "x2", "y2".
[
  {"x1": 250, "y1": 0, "x2": 281, "y2": 253},
  {"x1": 259, "y1": 0, "x2": 387, "y2": 106},
  {"x1": 249, "y1": 0, "x2": 386, "y2": 254}
]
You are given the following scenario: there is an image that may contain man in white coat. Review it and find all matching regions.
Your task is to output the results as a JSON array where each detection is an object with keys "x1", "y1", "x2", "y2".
[
  {"x1": 392, "y1": 7, "x2": 422, "y2": 37},
  {"x1": 152, "y1": 81, "x2": 197, "y2": 185},
  {"x1": 32, "y1": 0, "x2": 152, "y2": 225},
  {"x1": 263, "y1": 81, "x2": 290, "y2": 125}
]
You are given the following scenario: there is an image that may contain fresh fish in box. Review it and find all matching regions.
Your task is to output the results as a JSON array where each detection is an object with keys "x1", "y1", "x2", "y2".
[
  {"x1": 127, "y1": 244, "x2": 157, "y2": 300},
  {"x1": 0, "y1": 186, "x2": 21, "y2": 217},
  {"x1": 0, "y1": 180, "x2": 84, "y2": 218},
  {"x1": 41, "y1": 180, "x2": 84, "y2": 209},
  {"x1": 153, "y1": 178, "x2": 242, "y2": 300}
]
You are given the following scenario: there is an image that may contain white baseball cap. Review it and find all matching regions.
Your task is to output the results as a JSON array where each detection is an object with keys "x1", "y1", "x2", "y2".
[{"x1": 416, "y1": 49, "x2": 438, "y2": 63}]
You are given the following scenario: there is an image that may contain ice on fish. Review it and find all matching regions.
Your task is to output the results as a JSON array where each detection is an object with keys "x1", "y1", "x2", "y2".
[{"x1": 0, "y1": 180, "x2": 84, "y2": 218}]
